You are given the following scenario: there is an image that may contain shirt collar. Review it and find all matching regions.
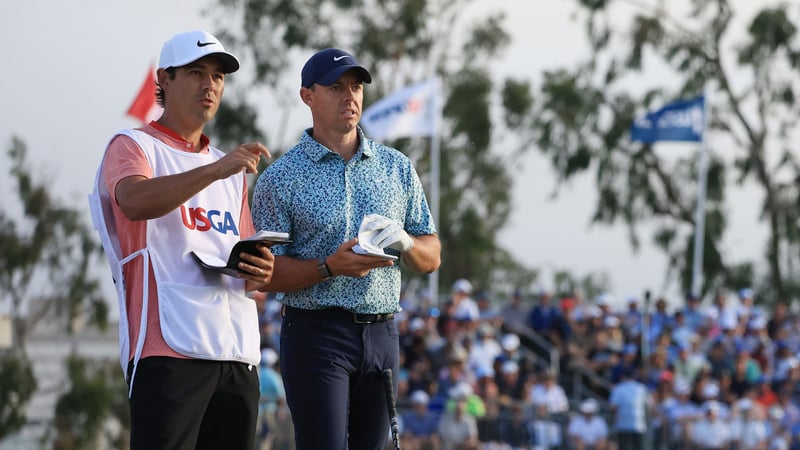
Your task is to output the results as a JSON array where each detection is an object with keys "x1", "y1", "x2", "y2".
[
  {"x1": 302, "y1": 127, "x2": 373, "y2": 162},
  {"x1": 148, "y1": 120, "x2": 211, "y2": 152}
]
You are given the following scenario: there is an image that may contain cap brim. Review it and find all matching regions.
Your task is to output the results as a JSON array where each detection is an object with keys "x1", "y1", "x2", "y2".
[
  {"x1": 164, "y1": 51, "x2": 240, "y2": 74},
  {"x1": 313, "y1": 65, "x2": 372, "y2": 87},
  {"x1": 205, "y1": 52, "x2": 240, "y2": 73}
]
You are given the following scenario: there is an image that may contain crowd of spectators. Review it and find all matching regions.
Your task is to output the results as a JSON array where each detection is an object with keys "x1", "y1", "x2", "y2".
[{"x1": 254, "y1": 281, "x2": 800, "y2": 450}]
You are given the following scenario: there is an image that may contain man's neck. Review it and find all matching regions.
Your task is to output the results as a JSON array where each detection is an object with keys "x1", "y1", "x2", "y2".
[
  {"x1": 311, "y1": 127, "x2": 359, "y2": 161},
  {"x1": 157, "y1": 115, "x2": 205, "y2": 150}
]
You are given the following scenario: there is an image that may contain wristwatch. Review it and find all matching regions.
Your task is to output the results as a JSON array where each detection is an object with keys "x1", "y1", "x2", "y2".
[{"x1": 317, "y1": 256, "x2": 332, "y2": 280}]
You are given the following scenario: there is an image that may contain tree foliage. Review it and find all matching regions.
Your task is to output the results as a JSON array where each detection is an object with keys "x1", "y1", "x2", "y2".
[
  {"x1": 522, "y1": 0, "x2": 800, "y2": 302},
  {"x1": 0, "y1": 352, "x2": 37, "y2": 440},
  {"x1": 208, "y1": 0, "x2": 540, "y2": 294},
  {"x1": 1, "y1": 137, "x2": 108, "y2": 344},
  {"x1": 51, "y1": 356, "x2": 129, "y2": 450},
  {"x1": 0, "y1": 137, "x2": 111, "y2": 442}
]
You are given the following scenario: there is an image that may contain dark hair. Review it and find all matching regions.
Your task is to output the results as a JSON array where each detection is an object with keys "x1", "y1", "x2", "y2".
[{"x1": 155, "y1": 68, "x2": 176, "y2": 108}]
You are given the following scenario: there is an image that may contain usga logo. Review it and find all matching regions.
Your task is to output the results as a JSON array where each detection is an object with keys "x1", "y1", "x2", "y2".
[{"x1": 179, "y1": 205, "x2": 239, "y2": 236}]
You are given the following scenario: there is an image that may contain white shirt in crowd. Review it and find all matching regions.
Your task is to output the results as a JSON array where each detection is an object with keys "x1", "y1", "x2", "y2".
[
  {"x1": 567, "y1": 414, "x2": 608, "y2": 446},
  {"x1": 609, "y1": 378, "x2": 650, "y2": 433},
  {"x1": 454, "y1": 297, "x2": 480, "y2": 322},
  {"x1": 469, "y1": 335, "x2": 502, "y2": 371},
  {"x1": 666, "y1": 399, "x2": 701, "y2": 441},
  {"x1": 731, "y1": 416, "x2": 768, "y2": 450},
  {"x1": 531, "y1": 418, "x2": 562, "y2": 450},
  {"x1": 690, "y1": 413, "x2": 731, "y2": 449},
  {"x1": 529, "y1": 383, "x2": 569, "y2": 414}
]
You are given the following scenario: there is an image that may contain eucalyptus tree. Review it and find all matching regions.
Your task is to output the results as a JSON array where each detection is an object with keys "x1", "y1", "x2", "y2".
[
  {"x1": 0, "y1": 137, "x2": 108, "y2": 440},
  {"x1": 523, "y1": 0, "x2": 800, "y2": 302}
]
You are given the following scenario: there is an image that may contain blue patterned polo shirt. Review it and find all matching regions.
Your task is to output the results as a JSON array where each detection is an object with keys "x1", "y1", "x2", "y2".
[{"x1": 251, "y1": 128, "x2": 436, "y2": 314}]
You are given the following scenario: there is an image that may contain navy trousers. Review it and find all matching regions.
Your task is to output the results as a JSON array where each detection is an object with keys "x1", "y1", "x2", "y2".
[{"x1": 280, "y1": 307, "x2": 400, "y2": 450}]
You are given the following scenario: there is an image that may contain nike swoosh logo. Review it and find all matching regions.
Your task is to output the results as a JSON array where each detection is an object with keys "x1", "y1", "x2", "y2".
[
  {"x1": 197, "y1": 41, "x2": 216, "y2": 47},
  {"x1": 333, "y1": 55, "x2": 347, "y2": 61}
]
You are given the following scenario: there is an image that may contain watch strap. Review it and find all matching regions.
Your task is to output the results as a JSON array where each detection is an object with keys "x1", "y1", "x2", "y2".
[{"x1": 317, "y1": 256, "x2": 332, "y2": 279}]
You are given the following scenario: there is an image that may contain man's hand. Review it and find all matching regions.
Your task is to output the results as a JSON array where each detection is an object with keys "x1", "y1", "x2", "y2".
[
  {"x1": 362, "y1": 214, "x2": 414, "y2": 252},
  {"x1": 215, "y1": 142, "x2": 271, "y2": 178},
  {"x1": 236, "y1": 244, "x2": 275, "y2": 291}
]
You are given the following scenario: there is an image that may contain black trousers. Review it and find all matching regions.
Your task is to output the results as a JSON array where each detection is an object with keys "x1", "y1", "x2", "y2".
[
  {"x1": 280, "y1": 307, "x2": 400, "y2": 450},
  {"x1": 128, "y1": 356, "x2": 259, "y2": 450}
]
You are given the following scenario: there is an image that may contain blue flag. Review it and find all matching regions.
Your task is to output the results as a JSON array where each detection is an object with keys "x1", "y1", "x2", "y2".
[{"x1": 630, "y1": 95, "x2": 705, "y2": 143}]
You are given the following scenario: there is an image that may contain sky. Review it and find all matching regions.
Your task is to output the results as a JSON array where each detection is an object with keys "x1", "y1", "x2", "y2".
[{"x1": 0, "y1": 0, "x2": 776, "y2": 310}]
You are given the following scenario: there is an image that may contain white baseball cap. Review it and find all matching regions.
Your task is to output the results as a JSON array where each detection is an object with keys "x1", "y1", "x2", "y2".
[
  {"x1": 579, "y1": 398, "x2": 599, "y2": 414},
  {"x1": 452, "y1": 278, "x2": 473, "y2": 294},
  {"x1": 604, "y1": 316, "x2": 621, "y2": 328},
  {"x1": 738, "y1": 398, "x2": 754, "y2": 411},
  {"x1": 410, "y1": 390, "x2": 430, "y2": 404},
  {"x1": 704, "y1": 400, "x2": 721, "y2": 413},
  {"x1": 475, "y1": 365, "x2": 495, "y2": 379},
  {"x1": 702, "y1": 382, "x2": 719, "y2": 399},
  {"x1": 769, "y1": 406, "x2": 785, "y2": 420},
  {"x1": 409, "y1": 317, "x2": 426, "y2": 332},
  {"x1": 674, "y1": 379, "x2": 691, "y2": 395},
  {"x1": 448, "y1": 382, "x2": 473, "y2": 399},
  {"x1": 501, "y1": 333, "x2": 520, "y2": 352},
  {"x1": 159, "y1": 30, "x2": 240, "y2": 73}
]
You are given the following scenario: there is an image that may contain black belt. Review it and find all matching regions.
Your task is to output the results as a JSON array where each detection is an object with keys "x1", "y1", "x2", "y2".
[{"x1": 283, "y1": 305, "x2": 395, "y2": 324}]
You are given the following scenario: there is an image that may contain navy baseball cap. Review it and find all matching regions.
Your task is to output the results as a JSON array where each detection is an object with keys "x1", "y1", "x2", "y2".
[{"x1": 301, "y1": 48, "x2": 372, "y2": 88}]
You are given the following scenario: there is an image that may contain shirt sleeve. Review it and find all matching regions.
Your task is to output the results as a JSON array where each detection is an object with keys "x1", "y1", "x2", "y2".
[
  {"x1": 403, "y1": 160, "x2": 437, "y2": 236},
  {"x1": 251, "y1": 165, "x2": 293, "y2": 256},
  {"x1": 101, "y1": 134, "x2": 153, "y2": 204}
]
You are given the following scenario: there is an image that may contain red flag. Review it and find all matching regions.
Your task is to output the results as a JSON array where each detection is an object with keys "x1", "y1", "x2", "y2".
[{"x1": 126, "y1": 65, "x2": 163, "y2": 124}]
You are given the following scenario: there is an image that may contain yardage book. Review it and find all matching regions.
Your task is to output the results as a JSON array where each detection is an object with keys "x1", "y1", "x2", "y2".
[{"x1": 191, "y1": 230, "x2": 291, "y2": 277}]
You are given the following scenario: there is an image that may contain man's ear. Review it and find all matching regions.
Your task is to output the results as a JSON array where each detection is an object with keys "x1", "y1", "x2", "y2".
[
  {"x1": 300, "y1": 86, "x2": 313, "y2": 106},
  {"x1": 156, "y1": 68, "x2": 170, "y2": 88}
]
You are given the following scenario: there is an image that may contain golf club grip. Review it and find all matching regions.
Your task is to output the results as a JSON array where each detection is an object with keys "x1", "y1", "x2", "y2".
[{"x1": 382, "y1": 369, "x2": 401, "y2": 450}]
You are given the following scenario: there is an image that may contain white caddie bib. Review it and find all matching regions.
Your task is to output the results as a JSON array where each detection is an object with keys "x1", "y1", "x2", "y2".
[{"x1": 124, "y1": 130, "x2": 260, "y2": 365}]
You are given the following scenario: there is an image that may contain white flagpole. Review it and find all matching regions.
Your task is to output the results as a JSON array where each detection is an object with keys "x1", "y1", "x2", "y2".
[
  {"x1": 428, "y1": 79, "x2": 442, "y2": 305},
  {"x1": 690, "y1": 92, "x2": 709, "y2": 298}
]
